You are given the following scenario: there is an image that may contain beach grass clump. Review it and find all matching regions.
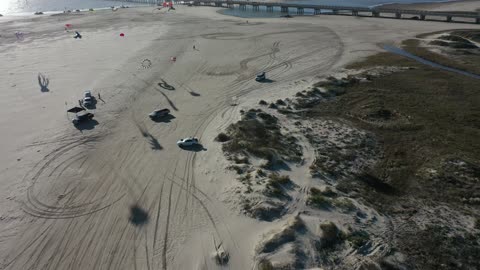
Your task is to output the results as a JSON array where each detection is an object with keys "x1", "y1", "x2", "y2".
[
  {"x1": 319, "y1": 221, "x2": 345, "y2": 248},
  {"x1": 221, "y1": 110, "x2": 302, "y2": 168},
  {"x1": 215, "y1": 132, "x2": 231, "y2": 142},
  {"x1": 258, "y1": 260, "x2": 274, "y2": 270},
  {"x1": 346, "y1": 230, "x2": 370, "y2": 248},
  {"x1": 307, "y1": 187, "x2": 332, "y2": 209},
  {"x1": 333, "y1": 198, "x2": 356, "y2": 212},
  {"x1": 265, "y1": 173, "x2": 291, "y2": 198}
]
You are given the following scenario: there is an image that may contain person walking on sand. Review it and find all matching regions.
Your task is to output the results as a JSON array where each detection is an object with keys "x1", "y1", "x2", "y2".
[{"x1": 193, "y1": 45, "x2": 196, "y2": 50}]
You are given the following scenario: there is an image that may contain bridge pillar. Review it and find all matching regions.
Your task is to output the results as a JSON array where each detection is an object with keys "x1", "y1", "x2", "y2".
[
  {"x1": 215, "y1": 2, "x2": 221, "y2": 7},
  {"x1": 446, "y1": 15, "x2": 452, "y2": 22},
  {"x1": 395, "y1": 12, "x2": 401, "y2": 19},
  {"x1": 281, "y1": 6, "x2": 288, "y2": 13},
  {"x1": 297, "y1": 7, "x2": 304, "y2": 14},
  {"x1": 372, "y1": 11, "x2": 380, "y2": 17},
  {"x1": 239, "y1": 4, "x2": 246, "y2": 10},
  {"x1": 266, "y1": 6, "x2": 273, "y2": 12},
  {"x1": 314, "y1": 9, "x2": 321, "y2": 15},
  {"x1": 420, "y1": 14, "x2": 426, "y2": 20},
  {"x1": 227, "y1": 3, "x2": 233, "y2": 8},
  {"x1": 332, "y1": 9, "x2": 338, "y2": 15},
  {"x1": 252, "y1": 4, "x2": 259, "y2": 11},
  {"x1": 352, "y1": 10, "x2": 358, "y2": 16},
  {"x1": 477, "y1": 17, "x2": 480, "y2": 24}
]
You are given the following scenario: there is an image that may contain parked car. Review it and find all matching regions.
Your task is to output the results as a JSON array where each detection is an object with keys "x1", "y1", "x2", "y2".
[
  {"x1": 149, "y1": 108, "x2": 171, "y2": 119},
  {"x1": 72, "y1": 112, "x2": 94, "y2": 125},
  {"x1": 83, "y1": 90, "x2": 93, "y2": 107},
  {"x1": 177, "y1": 137, "x2": 199, "y2": 147},
  {"x1": 255, "y1": 72, "x2": 266, "y2": 82}
]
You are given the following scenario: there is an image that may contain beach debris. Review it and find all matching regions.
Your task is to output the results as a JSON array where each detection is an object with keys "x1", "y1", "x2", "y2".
[
  {"x1": 120, "y1": 33, "x2": 125, "y2": 37},
  {"x1": 15, "y1": 32, "x2": 24, "y2": 40},
  {"x1": 34, "y1": 11, "x2": 44, "y2": 15},
  {"x1": 141, "y1": 59, "x2": 152, "y2": 69},
  {"x1": 65, "y1": 23, "x2": 72, "y2": 28},
  {"x1": 74, "y1": 31, "x2": 82, "y2": 39},
  {"x1": 89, "y1": 8, "x2": 94, "y2": 12},
  {"x1": 170, "y1": 56, "x2": 177, "y2": 62},
  {"x1": 212, "y1": 238, "x2": 229, "y2": 265}
]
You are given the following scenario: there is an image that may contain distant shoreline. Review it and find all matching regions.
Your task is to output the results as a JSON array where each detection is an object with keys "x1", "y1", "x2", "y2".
[{"x1": 380, "y1": 0, "x2": 479, "y2": 10}]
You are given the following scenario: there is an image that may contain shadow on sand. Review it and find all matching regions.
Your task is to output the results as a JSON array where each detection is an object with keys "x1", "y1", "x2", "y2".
[
  {"x1": 159, "y1": 91, "x2": 178, "y2": 111},
  {"x1": 37, "y1": 73, "x2": 50, "y2": 92},
  {"x1": 189, "y1": 91, "x2": 201, "y2": 97},
  {"x1": 179, "y1": 144, "x2": 207, "y2": 152},
  {"x1": 257, "y1": 78, "x2": 275, "y2": 83},
  {"x1": 158, "y1": 79, "x2": 175, "y2": 90},
  {"x1": 74, "y1": 119, "x2": 99, "y2": 132},
  {"x1": 129, "y1": 205, "x2": 149, "y2": 226},
  {"x1": 151, "y1": 114, "x2": 175, "y2": 123}
]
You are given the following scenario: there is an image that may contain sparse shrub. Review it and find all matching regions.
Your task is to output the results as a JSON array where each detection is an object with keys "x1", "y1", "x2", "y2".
[
  {"x1": 307, "y1": 187, "x2": 331, "y2": 209},
  {"x1": 333, "y1": 198, "x2": 356, "y2": 212},
  {"x1": 227, "y1": 165, "x2": 244, "y2": 174},
  {"x1": 265, "y1": 173, "x2": 291, "y2": 197},
  {"x1": 319, "y1": 221, "x2": 344, "y2": 248},
  {"x1": 256, "y1": 169, "x2": 266, "y2": 177},
  {"x1": 347, "y1": 230, "x2": 370, "y2": 248},
  {"x1": 258, "y1": 260, "x2": 274, "y2": 270},
  {"x1": 234, "y1": 155, "x2": 249, "y2": 164},
  {"x1": 276, "y1": 99, "x2": 286, "y2": 106},
  {"x1": 215, "y1": 132, "x2": 231, "y2": 142},
  {"x1": 268, "y1": 103, "x2": 277, "y2": 109}
]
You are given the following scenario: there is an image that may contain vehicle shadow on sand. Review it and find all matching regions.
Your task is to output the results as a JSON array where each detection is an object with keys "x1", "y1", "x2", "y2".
[
  {"x1": 257, "y1": 78, "x2": 275, "y2": 83},
  {"x1": 151, "y1": 114, "x2": 175, "y2": 123},
  {"x1": 179, "y1": 144, "x2": 207, "y2": 152},
  {"x1": 74, "y1": 119, "x2": 99, "y2": 132}
]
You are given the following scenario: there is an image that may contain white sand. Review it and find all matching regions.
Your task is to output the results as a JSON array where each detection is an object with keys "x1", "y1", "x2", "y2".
[{"x1": 0, "y1": 5, "x2": 479, "y2": 270}]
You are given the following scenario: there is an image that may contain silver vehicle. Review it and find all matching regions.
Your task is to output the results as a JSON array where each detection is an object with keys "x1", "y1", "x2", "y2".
[
  {"x1": 83, "y1": 90, "x2": 93, "y2": 107},
  {"x1": 176, "y1": 137, "x2": 199, "y2": 147}
]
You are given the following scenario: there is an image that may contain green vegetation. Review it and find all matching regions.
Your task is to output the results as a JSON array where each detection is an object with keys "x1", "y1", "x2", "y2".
[
  {"x1": 221, "y1": 109, "x2": 302, "y2": 169},
  {"x1": 333, "y1": 198, "x2": 356, "y2": 212},
  {"x1": 402, "y1": 34, "x2": 480, "y2": 75},
  {"x1": 265, "y1": 173, "x2": 291, "y2": 197},
  {"x1": 215, "y1": 132, "x2": 230, "y2": 142},
  {"x1": 319, "y1": 222, "x2": 345, "y2": 248},
  {"x1": 307, "y1": 187, "x2": 332, "y2": 209},
  {"x1": 258, "y1": 260, "x2": 274, "y2": 270},
  {"x1": 346, "y1": 230, "x2": 370, "y2": 248},
  {"x1": 317, "y1": 43, "x2": 480, "y2": 269}
]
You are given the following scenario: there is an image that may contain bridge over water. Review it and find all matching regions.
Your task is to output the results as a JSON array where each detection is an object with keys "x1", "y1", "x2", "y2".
[{"x1": 116, "y1": 0, "x2": 480, "y2": 24}]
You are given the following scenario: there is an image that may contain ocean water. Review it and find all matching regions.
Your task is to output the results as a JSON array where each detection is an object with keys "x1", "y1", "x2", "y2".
[
  {"x1": 0, "y1": 0, "x2": 453, "y2": 15},
  {"x1": 0, "y1": 0, "x2": 153, "y2": 15}
]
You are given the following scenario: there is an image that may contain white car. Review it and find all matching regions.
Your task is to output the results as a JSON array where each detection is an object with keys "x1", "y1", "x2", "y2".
[
  {"x1": 177, "y1": 137, "x2": 199, "y2": 147},
  {"x1": 83, "y1": 90, "x2": 93, "y2": 107}
]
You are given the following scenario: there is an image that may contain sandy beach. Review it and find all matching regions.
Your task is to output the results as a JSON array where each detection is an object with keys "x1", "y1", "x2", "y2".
[{"x1": 0, "y1": 3, "x2": 479, "y2": 270}]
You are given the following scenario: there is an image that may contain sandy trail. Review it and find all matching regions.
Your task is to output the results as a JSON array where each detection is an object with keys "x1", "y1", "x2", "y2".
[{"x1": 1, "y1": 5, "x2": 480, "y2": 270}]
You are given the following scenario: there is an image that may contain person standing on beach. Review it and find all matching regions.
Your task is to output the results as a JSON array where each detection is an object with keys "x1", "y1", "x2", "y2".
[{"x1": 193, "y1": 45, "x2": 196, "y2": 50}]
